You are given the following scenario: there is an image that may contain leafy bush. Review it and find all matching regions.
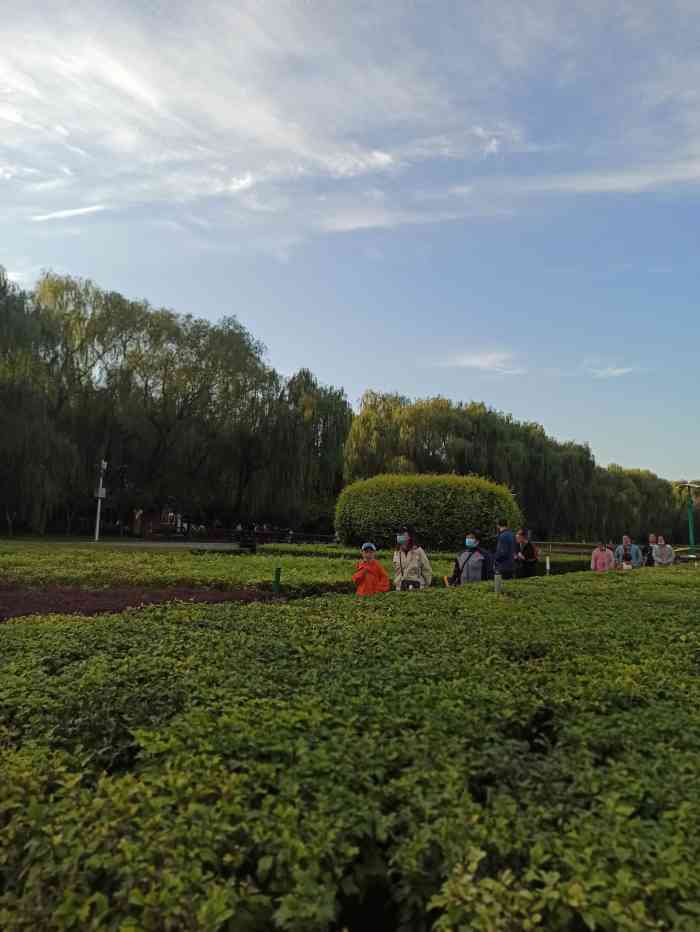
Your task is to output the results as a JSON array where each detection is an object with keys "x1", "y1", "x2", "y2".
[
  {"x1": 0, "y1": 543, "x2": 450, "y2": 595},
  {"x1": 335, "y1": 473, "x2": 523, "y2": 549},
  {"x1": 2, "y1": 570, "x2": 700, "y2": 930},
  {"x1": 0, "y1": 543, "x2": 592, "y2": 604}
]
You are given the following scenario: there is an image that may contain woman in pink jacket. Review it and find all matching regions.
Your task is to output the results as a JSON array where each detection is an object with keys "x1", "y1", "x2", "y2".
[{"x1": 591, "y1": 541, "x2": 614, "y2": 573}]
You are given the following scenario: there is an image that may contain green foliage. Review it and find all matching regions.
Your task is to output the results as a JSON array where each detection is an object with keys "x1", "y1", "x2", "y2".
[
  {"x1": 2, "y1": 570, "x2": 700, "y2": 930},
  {"x1": 335, "y1": 473, "x2": 522, "y2": 549},
  {"x1": 0, "y1": 542, "x2": 445, "y2": 595},
  {"x1": 343, "y1": 391, "x2": 691, "y2": 542},
  {"x1": 3, "y1": 266, "x2": 697, "y2": 542},
  {"x1": 0, "y1": 269, "x2": 352, "y2": 534},
  {"x1": 0, "y1": 541, "x2": 589, "y2": 603}
]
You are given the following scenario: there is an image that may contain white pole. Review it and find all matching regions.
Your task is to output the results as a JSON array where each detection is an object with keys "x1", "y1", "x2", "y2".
[
  {"x1": 546, "y1": 555, "x2": 551, "y2": 576},
  {"x1": 94, "y1": 460, "x2": 107, "y2": 542}
]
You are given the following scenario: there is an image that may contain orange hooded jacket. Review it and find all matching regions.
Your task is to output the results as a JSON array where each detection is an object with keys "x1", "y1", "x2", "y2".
[{"x1": 352, "y1": 559, "x2": 391, "y2": 596}]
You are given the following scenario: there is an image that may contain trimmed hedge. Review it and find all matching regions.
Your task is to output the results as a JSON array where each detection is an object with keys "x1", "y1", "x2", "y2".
[
  {"x1": 0, "y1": 545, "x2": 586, "y2": 608},
  {"x1": 2, "y1": 571, "x2": 700, "y2": 930},
  {"x1": 335, "y1": 473, "x2": 523, "y2": 550},
  {"x1": 0, "y1": 545, "x2": 452, "y2": 597}
]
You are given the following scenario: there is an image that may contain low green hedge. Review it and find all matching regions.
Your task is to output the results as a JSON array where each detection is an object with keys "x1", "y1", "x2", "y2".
[
  {"x1": 2, "y1": 570, "x2": 700, "y2": 930},
  {"x1": 0, "y1": 545, "x2": 453, "y2": 597},
  {"x1": 335, "y1": 474, "x2": 522, "y2": 550},
  {"x1": 0, "y1": 543, "x2": 588, "y2": 602}
]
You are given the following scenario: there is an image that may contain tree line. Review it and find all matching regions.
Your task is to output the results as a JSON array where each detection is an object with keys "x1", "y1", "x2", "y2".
[
  {"x1": 1, "y1": 267, "x2": 696, "y2": 541},
  {"x1": 345, "y1": 392, "x2": 695, "y2": 543},
  {"x1": 0, "y1": 269, "x2": 351, "y2": 535}
]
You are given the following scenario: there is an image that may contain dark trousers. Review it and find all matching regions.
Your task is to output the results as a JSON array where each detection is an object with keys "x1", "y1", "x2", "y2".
[{"x1": 497, "y1": 569, "x2": 514, "y2": 580}]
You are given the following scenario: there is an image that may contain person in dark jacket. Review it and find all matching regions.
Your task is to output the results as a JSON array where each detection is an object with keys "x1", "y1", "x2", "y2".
[
  {"x1": 494, "y1": 519, "x2": 518, "y2": 579},
  {"x1": 643, "y1": 533, "x2": 657, "y2": 567},
  {"x1": 447, "y1": 530, "x2": 494, "y2": 586},
  {"x1": 515, "y1": 529, "x2": 538, "y2": 578}
]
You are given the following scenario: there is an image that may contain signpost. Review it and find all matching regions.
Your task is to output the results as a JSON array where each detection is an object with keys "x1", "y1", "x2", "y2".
[{"x1": 94, "y1": 460, "x2": 107, "y2": 542}]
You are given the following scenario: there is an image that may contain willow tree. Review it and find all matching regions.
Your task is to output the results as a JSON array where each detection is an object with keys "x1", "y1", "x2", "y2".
[
  {"x1": 0, "y1": 267, "x2": 353, "y2": 533},
  {"x1": 342, "y1": 391, "x2": 680, "y2": 540}
]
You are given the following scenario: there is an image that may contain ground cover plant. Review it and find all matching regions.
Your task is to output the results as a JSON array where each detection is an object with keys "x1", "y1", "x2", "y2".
[
  {"x1": 0, "y1": 543, "x2": 586, "y2": 616},
  {"x1": 2, "y1": 569, "x2": 700, "y2": 930},
  {"x1": 0, "y1": 543, "x2": 429, "y2": 596},
  {"x1": 260, "y1": 542, "x2": 589, "y2": 569}
]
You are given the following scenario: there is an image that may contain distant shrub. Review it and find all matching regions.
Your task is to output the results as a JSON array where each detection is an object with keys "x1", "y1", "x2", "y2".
[{"x1": 335, "y1": 473, "x2": 522, "y2": 550}]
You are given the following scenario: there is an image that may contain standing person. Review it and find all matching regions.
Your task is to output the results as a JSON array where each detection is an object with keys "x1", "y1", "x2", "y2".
[
  {"x1": 643, "y1": 533, "x2": 657, "y2": 567},
  {"x1": 614, "y1": 535, "x2": 642, "y2": 569},
  {"x1": 393, "y1": 528, "x2": 433, "y2": 591},
  {"x1": 352, "y1": 543, "x2": 391, "y2": 596},
  {"x1": 494, "y1": 519, "x2": 518, "y2": 580},
  {"x1": 447, "y1": 530, "x2": 494, "y2": 586},
  {"x1": 653, "y1": 536, "x2": 675, "y2": 567},
  {"x1": 591, "y1": 541, "x2": 615, "y2": 573},
  {"x1": 515, "y1": 529, "x2": 538, "y2": 578}
]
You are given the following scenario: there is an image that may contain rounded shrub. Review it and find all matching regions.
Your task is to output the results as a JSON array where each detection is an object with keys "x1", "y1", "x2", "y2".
[{"x1": 335, "y1": 473, "x2": 523, "y2": 551}]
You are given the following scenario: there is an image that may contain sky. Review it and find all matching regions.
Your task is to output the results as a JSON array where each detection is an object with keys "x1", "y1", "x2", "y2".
[{"x1": 2, "y1": 0, "x2": 699, "y2": 480}]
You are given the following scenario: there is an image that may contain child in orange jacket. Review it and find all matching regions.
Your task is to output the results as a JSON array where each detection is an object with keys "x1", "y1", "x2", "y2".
[{"x1": 352, "y1": 543, "x2": 391, "y2": 596}]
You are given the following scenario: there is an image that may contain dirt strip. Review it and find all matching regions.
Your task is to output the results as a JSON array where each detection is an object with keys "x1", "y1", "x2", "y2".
[{"x1": 0, "y1": 586, "x2": 274, "y2": 621}]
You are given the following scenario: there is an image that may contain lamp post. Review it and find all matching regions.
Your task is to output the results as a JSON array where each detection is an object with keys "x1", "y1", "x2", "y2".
[{"x1": 94, "y1": 460, "x2": 107, "y2": 542}]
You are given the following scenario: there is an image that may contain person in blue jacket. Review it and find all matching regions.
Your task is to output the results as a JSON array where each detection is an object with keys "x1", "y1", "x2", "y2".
[
  {"x1": 494, "y1": 518, "x2": 518, "y2": 579},
  {"x1": 614, "y1": 535, "x2": 643, "y2": 569}
]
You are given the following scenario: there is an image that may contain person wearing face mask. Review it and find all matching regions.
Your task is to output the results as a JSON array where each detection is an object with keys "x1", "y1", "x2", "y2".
[
  {"x1": 652, "y1": 535, "x2": 675, "y2": 566},
  {"x1": 446, "y1": 530, "x2": 494, "y2": 586},
  {"x1": 393, "y1": 527, "x2": 433, "y2": 590}
]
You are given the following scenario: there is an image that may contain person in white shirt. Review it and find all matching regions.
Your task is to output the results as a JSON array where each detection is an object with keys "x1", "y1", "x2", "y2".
[
  {"x1": 652, "y1": 536, "x2": 675, "y2": 566},
  {"x1": 393, "y1": 528, "x2": 433, "y2": 591}
]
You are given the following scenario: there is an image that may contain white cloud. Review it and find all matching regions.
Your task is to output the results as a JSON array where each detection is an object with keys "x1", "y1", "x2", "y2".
[
  {"x1": 587, "y1": 365, "x2": 636, "y2": 379},
  {"x1": 583, "y1": 356, "x2": 638, "y2": 379},
  {"x1": 3, "y1": 0, "x2": 700, "y2": 254},
  {"x1": 31, "y1": 204, "x2": 109, "y2": 222},
  {"x1": 228, "y1": 173, "x2": 256, "y2": 193},
  {"x1": 319, "y1": 207, "x2": 418, "y2": 233},
  {"x1": 6, "y1": 262, "x2": 44, "y2": 284},
  {"x1": 442, "y1": 350, "x2": 526, "y2": 376},
  {"x1": 513, "y1": 161, "x2": 700, "y2": 194}
]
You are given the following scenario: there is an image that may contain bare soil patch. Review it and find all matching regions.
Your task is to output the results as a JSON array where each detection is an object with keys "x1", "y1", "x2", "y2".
[{"x1": 0, "y1": 585, "x2": 272, "y2": 621}]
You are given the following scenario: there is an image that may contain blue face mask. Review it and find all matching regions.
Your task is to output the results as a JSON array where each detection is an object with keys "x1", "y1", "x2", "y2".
[{"x1": 465, "y1": 537, "x2": 477, "y2": 548}]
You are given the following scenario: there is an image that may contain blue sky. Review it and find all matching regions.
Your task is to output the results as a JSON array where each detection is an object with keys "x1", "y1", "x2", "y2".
[{"x1": 2, "y1": 0, "x2": 698, "y2": 479}]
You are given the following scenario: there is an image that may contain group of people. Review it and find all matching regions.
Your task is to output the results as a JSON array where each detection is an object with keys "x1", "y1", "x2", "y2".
[
  {"x1": 591, "y1": 533, "x2": 675, "y2": 572},
  {"x1": 352, "y1": 525, "x2": 678, "y2": 596},
  {"x1": 352, "y1": 521, "x2": 533, "y2": 596}
]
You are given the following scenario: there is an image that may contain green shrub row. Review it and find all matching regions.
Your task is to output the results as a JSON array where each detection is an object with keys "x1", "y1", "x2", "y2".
[
  {"x1": 335, "y1": 474, "x2": 523, "y2": 550},
  {"x1": 2, "y1": 570, "x2": 700, "y2": 930},
  {"x1": 0, "y1": 543, "x2": 586, "y2": 597}
]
